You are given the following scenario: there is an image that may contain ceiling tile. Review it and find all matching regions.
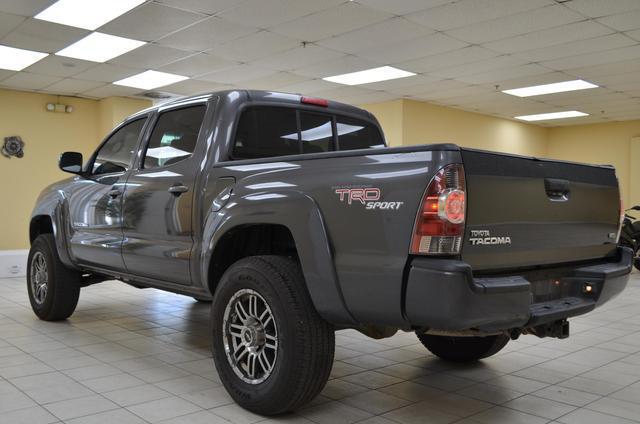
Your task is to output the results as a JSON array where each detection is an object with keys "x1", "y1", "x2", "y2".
[
  {"x1": 393, "y1": 79, "x2": 467, "y2": 97},
  {"x1": 563, "y1": 60, "x2": 640, "y2": 79},
  {"x1": 356, "y1": 0, "x2": 453, "y2": 15},
  {"x1": 109, "y1": 44, "x2": 192, "y2": 69},
  {"x1": 0, "y1": 72, "x2": 61, "y2": 90},
  {"x1": 241, "y1": 72, "x2": 308, "y2": 90},
  {"x1": 317, "y1": 17, "x2": 433, "y2": 55},
  {"x1": 155, "y1": 16, "x2": 257, "y2": 51},
  {"x1": 207, "y1": 31, "x2": 300, "y2": 62},
  {"x1": 269, "y1": 2, "x2": 392, "y2": 41},
  {"x1": 255, "y1": 44, "x2": 344, "y2": 72},
  {"x1": 357, "y1": 32, "x2": 468, "y2": 64},
  {"x1": 23, "y1": 55, "x2": 95, "y2": 77},
  {"x1": 627, "y1": 29, "x2": 640, "y2": 42},
  {"x1": 312, "y1": 85, "x2": 382, "y2": 102},
  {"x1": 0, "y1": 12, "x2": 26, "y2": 38},
  {"x1": 406, "y1": 0, "x2": 552, "y2": 31},
  {"x1": 160, "y1": 79, "x2": 231, "y2": 95},
  {"x1": 540, "y1": 45, "x2": 640, "y2": 70},
  {"x1": 293, "y1": 55, "x2": 383, "y2": 78},
  {"x1": 72, "y1": 63, "x2": 140, "y2": 83},
  {"x1": 483, "y1": 21, "x2": 613, "y2": 54},
  {"x1": 420, "y1": 85, "x2": 494, "y2": 100},
  {"x1": 82, "y1": 84, "x2": 142, "y2": 97},
  {"x1": 198, "y1": 64, "x2": 276, "y2": 84},
  {"x1": 598, "y1": 10, "x2": 640, "y2": 31},
  {"x1": 513, "y1": 33, "x2": 637, "y2": 62},
  {"x1": 218, "y1": 0, "x2": 344, "y2": 28},
  {"x1": 42, "y1": 78, "x2": 105, "y2": 94},
  {"x1": 454, "y1": 63, "x2": 550, "y2": 84},
  {"x1": 158, "y1": 53, "x2": 236, "y2": 77},
  {"x1": 276, "y1": 79, "x2": 341, "y2": 95},
  {"x1": 0, "y1": 0, "x2": 55, "y2": 17},
  {"x1": 349, "y1": 90, "x2": 401, "y2": 105},
  {"x1": 399, "y1": 46, "x2": 499, "y2": 74},
  {"x1": 446, "y1": 4, "x2": 583, "y2": 44},
  {"x1": 428, "y1": 54, "x2": 526, "y2": 79},
  {"x1": 99, "y1": 3, "x2": 206, "y2": 42},
  {"x1": 0, "y1": 69, "x2": 17, "y2": 81},
  {"x1": 564, "y1": 0, "x2": 640, "y2": 18},
  {"x1": 1, "y1": 18, "x2": 89, "y2": 53},
  {"x1": 155, "y1": 0, "x2": 239, "y2": 15}
]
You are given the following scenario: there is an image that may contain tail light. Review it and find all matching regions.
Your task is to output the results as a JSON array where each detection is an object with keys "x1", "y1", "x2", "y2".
[{"x1": 411, "y1": 163, "x2": 466, "y2": 255}]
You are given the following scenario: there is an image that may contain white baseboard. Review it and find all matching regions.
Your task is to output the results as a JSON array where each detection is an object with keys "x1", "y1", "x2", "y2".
[{"x1": 0, "y1": 250, "x2": 29, "y2": 278}]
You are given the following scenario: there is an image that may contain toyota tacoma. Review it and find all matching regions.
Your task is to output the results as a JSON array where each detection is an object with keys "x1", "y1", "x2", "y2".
[{"x1": 29, "y1": 90, "x2": 632, "y2": 414}]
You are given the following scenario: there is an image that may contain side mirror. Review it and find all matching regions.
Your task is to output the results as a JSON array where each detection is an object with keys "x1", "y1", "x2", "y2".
[{"x1": 59, "y1": 151, "x2": 83, "y2": 175}]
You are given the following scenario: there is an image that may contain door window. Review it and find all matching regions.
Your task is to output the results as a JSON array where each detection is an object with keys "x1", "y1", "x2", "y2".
[
  {"x1": 143, "y1": 105, "x2": 207, "y2": 169},
  {"x1": 92, "y1": 118, "x2": 145, "y2": 175},
  {"x1": 233, "y1": 107, "x2": 299, "y2": 159}
]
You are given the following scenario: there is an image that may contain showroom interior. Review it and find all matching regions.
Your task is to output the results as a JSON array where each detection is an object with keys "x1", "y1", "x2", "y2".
[{"x1": 1, "y1": 0, "x2": 640, "y2": 423}]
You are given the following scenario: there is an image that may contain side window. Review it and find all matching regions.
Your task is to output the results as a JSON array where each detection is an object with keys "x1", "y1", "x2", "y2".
[
  {"x1": 299, "y1": 111, "x2": 333, "y2": 154},
  {"x1": 336, "y1": 116, "x2": 385, "y2": 151},
  {"x1": 233, "y1": 107, "x2": 299, "y2": 159},
  {"x1": 143, "y1": 105, "x2": 206, "y2": 169},
  {"x1": 92, "y1": 118, "x2": 145, "y2": 175}
]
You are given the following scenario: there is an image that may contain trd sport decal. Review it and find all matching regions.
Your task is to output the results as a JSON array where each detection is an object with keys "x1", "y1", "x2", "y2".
[{"x1": 334, "y1": 187, "x2": 403, "y2": 210}]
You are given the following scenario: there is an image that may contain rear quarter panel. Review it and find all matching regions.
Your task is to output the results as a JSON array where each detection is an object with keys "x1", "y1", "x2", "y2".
[{"x1": 212, "y1": 149, "x2": 461, "y2": 326}]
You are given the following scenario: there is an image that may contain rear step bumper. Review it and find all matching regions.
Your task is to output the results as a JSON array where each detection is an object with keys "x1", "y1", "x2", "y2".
[{"x1": 404, "y1": 247, "x2": 633, "y2": 333}]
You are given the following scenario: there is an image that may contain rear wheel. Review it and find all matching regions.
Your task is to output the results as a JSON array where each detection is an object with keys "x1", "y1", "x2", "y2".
[
  {"x1": 27, "y1": 234, "x2": 81, "y2": 321},
  {"x1": 211, "y1": 255, "x2": 334, "y2": 415},
  {"x1": 416, "y1": 333, "x2": 509, "y2": 362}
]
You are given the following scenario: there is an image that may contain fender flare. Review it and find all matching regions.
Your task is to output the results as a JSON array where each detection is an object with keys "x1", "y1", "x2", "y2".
[
  {"x1": 30, "y1": 193, "x2": 76, "y2": 269},
  {"x1": 200, "y1": 190, "x2": 357, "y2": 325}
]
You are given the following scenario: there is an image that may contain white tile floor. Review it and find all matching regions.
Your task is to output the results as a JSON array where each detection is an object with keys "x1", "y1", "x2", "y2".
[{"x1": 1, "y1": 273, "x2": 639, "y2": 424}]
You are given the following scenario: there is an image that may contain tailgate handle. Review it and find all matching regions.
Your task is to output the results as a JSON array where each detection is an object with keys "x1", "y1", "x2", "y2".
[{"x1": 545, "y1": 178, "x2": 570, "y2": 201}]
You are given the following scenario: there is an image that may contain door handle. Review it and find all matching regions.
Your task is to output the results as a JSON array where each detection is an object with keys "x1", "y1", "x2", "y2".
[
  {"x1": 544, "y1": 178, "x2": 570, "y2": 201},
  {"x1": 108, "y1": 189, "x2": 122, "y2": 198},
  {"x1": 168, "y1": 184, "x2": 189, "y2": 195}
]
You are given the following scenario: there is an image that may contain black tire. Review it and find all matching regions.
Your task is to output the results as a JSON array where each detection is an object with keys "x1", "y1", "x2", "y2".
[
  {"x1": 416, "y1": 333, "x2": 509, "y2": 362},
  {"x1": 211, "y1": 255, "x2": 334, "y2": 415},
  {"x1": 27, "y1": 234, "x2": 81, "y2": 321}
]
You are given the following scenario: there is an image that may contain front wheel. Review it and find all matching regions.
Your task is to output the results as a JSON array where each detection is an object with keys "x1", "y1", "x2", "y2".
[
  {"x1": 416, "y1": 333, "x2": 509, "y2": 362},
  {"x1": 27, "y1": 234, "x2": 81, "y2": 321},
  {"x1": 211, "y1": 255, "x2": 334, "y2": 415}
]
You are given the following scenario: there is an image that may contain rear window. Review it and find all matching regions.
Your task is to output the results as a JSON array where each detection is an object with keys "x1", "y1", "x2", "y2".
[{"x1": 232, "y1": 106, "x2": 383, "y2": 159}]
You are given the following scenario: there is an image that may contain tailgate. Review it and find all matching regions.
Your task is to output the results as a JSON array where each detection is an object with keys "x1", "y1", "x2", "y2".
[{"x1": 461, "y1": 149, "x2": 620, "y2": 272}]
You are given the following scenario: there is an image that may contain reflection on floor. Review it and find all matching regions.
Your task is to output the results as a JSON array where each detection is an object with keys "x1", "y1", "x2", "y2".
[{"x1": 0, "y1": 273, "x2": 639, "y2": 424}]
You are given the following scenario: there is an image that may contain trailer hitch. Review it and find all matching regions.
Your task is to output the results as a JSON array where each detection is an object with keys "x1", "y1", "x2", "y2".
[{"x1": 528, "y1": 319, "x2": 570, "y2": 339}]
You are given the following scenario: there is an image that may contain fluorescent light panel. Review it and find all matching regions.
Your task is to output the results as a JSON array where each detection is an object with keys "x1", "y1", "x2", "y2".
[
  {"x1": 35, "y1": 0, "x2": 145, "y2": 30},
  {"x1": 515, "y1": 111, "x2": 588, "y2": 121},
  {"x1": 503, "y1": 79, "x2": 597, "y2": 97},
  {"x1": 113, "y1": 70, "x2": 188, "y2": 90},
  {"x1": 56, "y1": 32, "x2": 145, "y2": 63},
  {"x1": 0, "y1": 45, "x2": 48, "y2": 71},
  {"x1": 323, "y1": 66, "x2": 416, "y2": 85}
]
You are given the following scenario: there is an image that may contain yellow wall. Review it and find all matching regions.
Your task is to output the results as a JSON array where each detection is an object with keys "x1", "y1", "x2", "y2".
[
  {"x1": 0, "y1": 88, "x2": 150, "y2": 250},
  {"x1": 547, "y1": 121, "x2": 640, "y2": 206},
  {"x1": 363, "y1": 99, "x2": 548, "y2": 157}
]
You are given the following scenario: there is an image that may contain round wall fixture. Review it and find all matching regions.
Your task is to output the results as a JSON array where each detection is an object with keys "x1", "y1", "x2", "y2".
[{"x1": 2, "y1": 136, "x2": 25, "y2": 158}]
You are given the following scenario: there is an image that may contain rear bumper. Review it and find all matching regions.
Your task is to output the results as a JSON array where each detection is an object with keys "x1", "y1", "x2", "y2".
[{"x1": 404, "y1": 247, "x2": 632, "y2": 332}]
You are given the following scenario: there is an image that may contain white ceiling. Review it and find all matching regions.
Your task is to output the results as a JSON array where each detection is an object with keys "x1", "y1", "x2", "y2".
[{"x1": 1, "y1": 0, "x2": 640, "y2": 126}]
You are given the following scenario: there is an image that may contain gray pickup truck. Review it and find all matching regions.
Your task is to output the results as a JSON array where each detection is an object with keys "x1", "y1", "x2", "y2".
[{"x1": 29, "y1": 90, "x2": 632, "y2": 414}]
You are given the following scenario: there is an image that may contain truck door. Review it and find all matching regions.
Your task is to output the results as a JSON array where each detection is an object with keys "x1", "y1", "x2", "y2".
[
  {"x1": 68, "y1": 118, "x2": 147, "y2": 271},
  {"x1": 121, "y1": 103, "x2": 207, "y2": 285}
]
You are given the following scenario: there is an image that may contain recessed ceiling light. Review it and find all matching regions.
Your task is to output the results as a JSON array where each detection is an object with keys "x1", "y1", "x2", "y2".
[
  {"x1": 0, "y1": 45, "x2": 48, "y2": 71},
  {"x1": 323, "y1": 66, "x2": 416, "y2": 85},
  {"x1": 113, "y1": 70, "x2": 188, "y2": 90},
  {"x1": 35, "y1": 0, "x2": 145, "y2": 30},
  {"x1": 56, "y1": 33, "x2": 145, "y2": 63},
  {"x1": 515, "y1": 111, "x2": 589, "y2": 121},
  {"x1": 503, "y1": 79, "x2": 597, "y2": 97}
]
